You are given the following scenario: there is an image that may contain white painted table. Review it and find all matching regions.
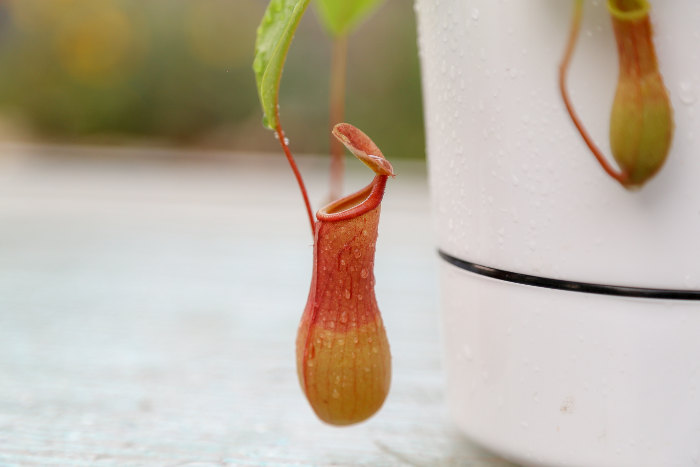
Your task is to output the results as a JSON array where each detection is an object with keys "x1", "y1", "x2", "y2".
[{"x1": 0, "y1": 144, "x2": 514, "y2": 466}]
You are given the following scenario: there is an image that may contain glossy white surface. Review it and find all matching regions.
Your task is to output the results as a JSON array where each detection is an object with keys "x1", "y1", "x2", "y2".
[
  {"x1": 440, "y1": 263, "x2": 700, "y2": 467},
  {"x1": 416, "y1": 1, "x2": 700, "y2": 465},
  {"x1": 416, "y1": 0, "x2": 700, "y2": 289}
]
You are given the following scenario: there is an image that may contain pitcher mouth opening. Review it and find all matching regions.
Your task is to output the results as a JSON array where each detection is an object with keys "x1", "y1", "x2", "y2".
[
  {"x1": 608, "y1": 0, "x2": 650, "y2": 21},
  {"x1": 439, "y1": 250, "x2": 700, "y2": 301},
  {"x1": 317, "y1": 175, "x2": 388, "y2": 222}
]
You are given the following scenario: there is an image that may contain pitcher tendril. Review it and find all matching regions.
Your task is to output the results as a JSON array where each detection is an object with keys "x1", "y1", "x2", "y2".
[
  {"x1": 559, "y1": 0, "x2": 627, "y2": 185},
  {"x1": 274, "y1": 120, "x2": 315, "y2": 235},
  {"x1": 559, "y1": 0, "x2": 674, "y2": 189}
]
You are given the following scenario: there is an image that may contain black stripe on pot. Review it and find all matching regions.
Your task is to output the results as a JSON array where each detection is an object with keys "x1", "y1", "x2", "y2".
[{"x1": 438, "y1": 250, "x2": 700, "y2": 300}]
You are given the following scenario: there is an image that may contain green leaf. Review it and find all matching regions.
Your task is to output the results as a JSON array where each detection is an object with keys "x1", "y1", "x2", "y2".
[
  {"x1": 313, "y1": 0, "x2": 384, "y2": 37},
  {"x1": 253, "y1": 0, "x2": 311, "y2": 130}
]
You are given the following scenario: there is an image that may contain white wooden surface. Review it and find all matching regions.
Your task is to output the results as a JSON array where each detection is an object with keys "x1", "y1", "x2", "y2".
[{"x1": 0, "y1": 144, "x2": 515, "y2": 466}]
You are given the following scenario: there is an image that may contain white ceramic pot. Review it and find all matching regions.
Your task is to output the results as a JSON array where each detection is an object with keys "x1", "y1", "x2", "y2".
[{"x1": 415, "y1": 1, "x2": 700, "y2": 466}]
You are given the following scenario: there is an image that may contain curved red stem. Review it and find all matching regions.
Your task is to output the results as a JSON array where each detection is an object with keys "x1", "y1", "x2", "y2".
[
  {"x1": 559, "y1": 0, "x2": 628, "y2": 186},
  {"x1": 274, "y1": 117, "x2": 315, "y2": 236}
]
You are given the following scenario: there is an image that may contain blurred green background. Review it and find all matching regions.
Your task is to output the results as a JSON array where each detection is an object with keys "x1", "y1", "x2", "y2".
[{"x1": 0, "y1": 0, "x2": 424, "y2": 159}]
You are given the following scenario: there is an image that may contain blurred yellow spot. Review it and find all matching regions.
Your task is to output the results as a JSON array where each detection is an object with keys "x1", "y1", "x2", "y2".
[{"x1": 54, "y1": 2, "x2": 133, "y2": 84}]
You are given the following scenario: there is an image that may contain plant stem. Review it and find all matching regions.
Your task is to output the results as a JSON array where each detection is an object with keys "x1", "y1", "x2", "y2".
[
  {"x1": 559, "y1": 0, "x2": 628, "y2": 186},
  {"x1": 328, "y1": 34, "x2": 348, "y2": 200},
  {"x1": 274, "y1": 117, "x2": 315, "y2": 236}
]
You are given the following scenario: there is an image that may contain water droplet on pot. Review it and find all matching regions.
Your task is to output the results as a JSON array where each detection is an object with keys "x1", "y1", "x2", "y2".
[{"x1": 679, "y1": 81, "x2": 697, "y2": 105}]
